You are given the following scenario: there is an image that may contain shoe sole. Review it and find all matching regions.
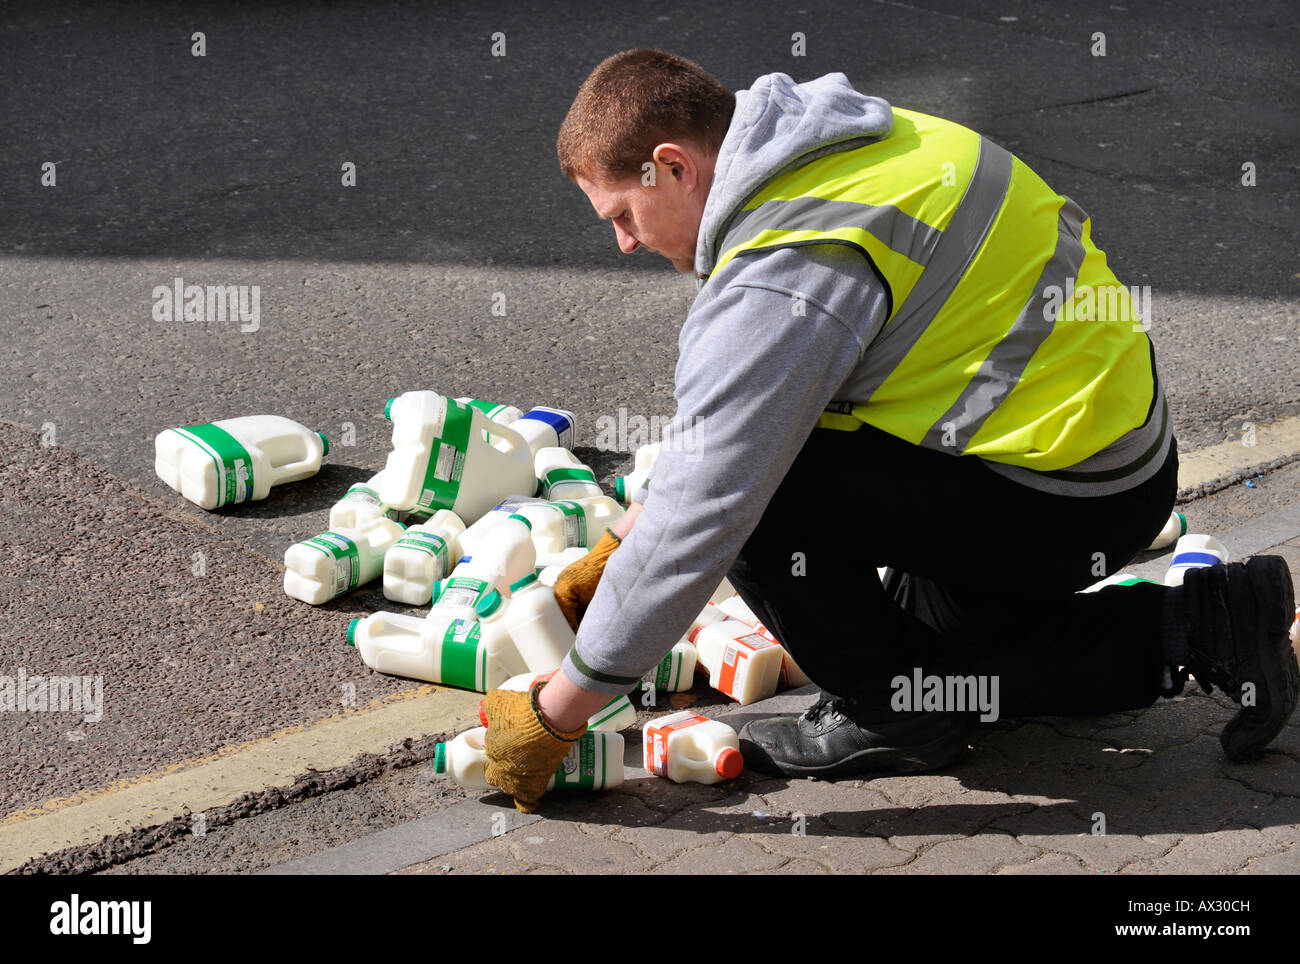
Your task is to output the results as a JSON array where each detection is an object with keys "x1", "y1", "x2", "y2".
[
  {"x1": 740, "y1": 722, "x2": 973, "y2": 779},
  {"x1": 1221, "y1": 556, "x2": 1299, "y2": 762}
]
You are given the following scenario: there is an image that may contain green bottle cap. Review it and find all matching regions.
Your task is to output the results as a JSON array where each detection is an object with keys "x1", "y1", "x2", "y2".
[
  {"x1": 396, "y1": 521, "x2": 409, "y2": 530},
  {"x1": 318, "y1": 432, "x2": 330, "y2": 456},
  {"x1": 346, "y1": 618, "x2": 360, "y2": 646},
  {"x1": 1176, "y1": 512, "x2": 1188, "y2": 537},
  {"x1": 615, "y1": 476, "x2": 625, "y2": 501},
  {"x1": 433, "y1": 742, "x2": 447, "y2": 773},
  {"x1": 429, "y1": 580, "x2": 443, "y2": 603},
  {"x1": 510, "y1": 572, "x2": 539, "y2": 593},
  {"x1": 508, "y1": 513, "x2": 532, "y2": 530},
  {"x1": 475, "y1": 590, "x2": 503, "y2": 617},
  {"x1": 384, "y1": 397, "x2": 396, "y2": 420}
]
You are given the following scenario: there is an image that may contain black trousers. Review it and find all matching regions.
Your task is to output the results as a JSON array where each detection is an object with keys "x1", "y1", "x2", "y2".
[{"x1": 726, "y1": 423, "x2": 1179, "y2": 718}]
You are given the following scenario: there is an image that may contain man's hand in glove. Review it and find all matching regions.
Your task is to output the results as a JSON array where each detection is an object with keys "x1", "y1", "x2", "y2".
[
  {"x1": 552, "y1": 529, "x2": 619, "y2": 630},
  {"x1": 552, "y1": 501, "x2": 642, "y2": 630},
  {"x1": 482, "y1": 681, "x2": 586, "y2": 813},
  {"x1": 481, "y1": 674, "x2": 617, "y2": 812}
]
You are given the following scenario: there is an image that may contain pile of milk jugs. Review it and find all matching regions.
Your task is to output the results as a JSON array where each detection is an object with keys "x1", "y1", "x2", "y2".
[
  {"x1": 155, "y1": 399, "x2": 1297, "y2": 794},
  {"x1": 154, "y1": 393, "x2": 778, "y2": 789}
]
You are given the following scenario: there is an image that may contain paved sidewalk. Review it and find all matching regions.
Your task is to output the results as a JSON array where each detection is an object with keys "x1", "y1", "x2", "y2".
[{"x1": 266, "y1": 516, "x2": 1300, "y2": 875}]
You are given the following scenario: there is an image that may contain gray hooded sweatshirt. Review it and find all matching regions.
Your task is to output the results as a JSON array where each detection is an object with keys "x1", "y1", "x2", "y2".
[{"x1": 560, "y1": 71, "x2": 1168, "y2": 695}]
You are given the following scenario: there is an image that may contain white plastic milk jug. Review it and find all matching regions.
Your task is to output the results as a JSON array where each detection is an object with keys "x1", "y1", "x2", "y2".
[
  {"x1": 156, "y1": 415, "x2": 328, "y2": 510},
  {"x1": 1081, "y1": 572, "x2": 1161, "y2": 593},
  {"x1": 457, "y1": 397, "x2": 524, "y2": 453},
  {"x1": 644, "y1": 711, "x2": 744, "y2": 784},
  {"x1": 716, "y1": 596, "x2": 812, "y2": 688},
  {"x1": 435, "y1": 726, "x2": 624, "y2": 791},
  {"x1": 538, "y1": 547, "x2": 590, "y2": 584},
  {"x1": 430, "y1": 514, "x2": 536, "y2": 620},
  {"x1": 382, "y1": 509, "x2": 466, "y2": 605},
  {"x1": 330, "y1": 469, "x2": 403, "y2": 530},
  {"x1": 457, "y1": 397, "x2": 523, "y2": 426},
  {"x1": 1147, "y1": 511, "x2": 1188, "y2": 551},
  {"x1": 503, "y1": 572, "x2": 574, "y2": 673},
  {"x1": 472, "y1": 589, "x2": 530, "y2": 679},
  {"x1": 534, "y1": 447, "x2": 604, "y2": 501},
  {"x1": 455, "y1": 495, "x2": 550, "y2": 561},
  {"x1": 1164, "y1": 534, "x2": 1230, "y2": 587},
  {"x1": 717, "y1": 596, "x2": 758, "y2": 623},
  {"x1": 520, "y1": 497, "x2": 624, "y2": 555},
  {"x1": 509, "y1": 407, "x2": 577, "y2": 456},
  {"x1": 687, "y1": 600, "x2": 732, "y2": 637},
  {"x1": 284, "y1": 516, "x2": 406, "y2": 605},
  {"x1": 641, "y1": 639, "x2": 698, "y2": 694},
  {"x1": 379, "y1": 391, "x2": 535, "y2": 523},
  {"x1": 615, "y1": 441, "x2": 661, "y2": 504},
  {"x1": 691, "y1": 621, "x2": 784, "y2": 705},
  {"x1": 347, "y1": 604, "x2": 520, "y2": 690}
]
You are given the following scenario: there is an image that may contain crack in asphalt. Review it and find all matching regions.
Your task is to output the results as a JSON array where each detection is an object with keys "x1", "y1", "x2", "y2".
[{"x1": 992, "y1": 87, "x2": 1159, "y2": 117}]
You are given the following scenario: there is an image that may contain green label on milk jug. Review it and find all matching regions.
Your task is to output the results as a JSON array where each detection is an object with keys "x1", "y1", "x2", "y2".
[
  {"x1": 303, "y1": 531, "x2": 361, "y2": 596},
  {"x1": 344, "y1": 484, "x2": 383, "y2": 508},
  {"x1": 545, "y1": 500, "x2": 588, "y2": 548},
  {"x1": 543, "y1": 467, "x2": 596, "y2": 498},
  {"x1": 439, "y1": 619, "x2": 487, "y2": 691},
  {"x1": 417, "y1": 398, "x2": 472, "y2": 512},
  {"x1": 171, "y1": 423, "x2": 256, "y2": 506},
  {"x1": 393, "y1": 531, "x2": 450, "y2": 575},
  {"x1": 465, "y1": 399, "x2": 508, "y2": 420},
  {"x1": 552, "y1": 733, "x2": 600, "y2": 789},
  {"x1": 586, "y1": 696, "x2": 629, "y2": 731},
  {"x1": 436, "y1": 576, "x2": 488, "y2": 612},
  {"x1": 654, "y1": 649, "x2": 682, "y2": 691}
]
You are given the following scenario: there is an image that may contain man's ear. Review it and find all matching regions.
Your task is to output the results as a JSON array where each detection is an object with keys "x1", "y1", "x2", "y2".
[{"x1": 652, "y1": 143, "x2": 698, "y2": 186}]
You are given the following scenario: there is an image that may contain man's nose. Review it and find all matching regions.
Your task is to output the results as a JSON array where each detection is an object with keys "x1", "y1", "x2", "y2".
[{"x1": 613, "y1": 221, "x2": 639, "y2": 254}]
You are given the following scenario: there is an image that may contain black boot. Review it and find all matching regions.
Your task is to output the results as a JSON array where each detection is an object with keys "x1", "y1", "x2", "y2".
[
  {"x1": 738, "y1": 695, "x2": 974, "y2": 778},
  {"x1": 1181, "y1": 555, "x2": 1299, "y2": 762}
]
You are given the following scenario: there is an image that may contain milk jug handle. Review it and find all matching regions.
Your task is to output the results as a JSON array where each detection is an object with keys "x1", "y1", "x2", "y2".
[
  {"x1": 272, "y1": 444, "x2": 324, "y2": 479},
  {"x1": 479, "y1": 416, "x2": 528, "y2": 452}
]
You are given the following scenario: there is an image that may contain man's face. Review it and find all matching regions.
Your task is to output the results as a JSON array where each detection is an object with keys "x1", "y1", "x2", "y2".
[{"x1": 575, "y1": 144, "x2": 713, "y2": 274}]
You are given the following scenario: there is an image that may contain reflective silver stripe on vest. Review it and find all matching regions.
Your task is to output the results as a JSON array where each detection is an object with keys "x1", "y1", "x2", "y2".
[
  {"x1": 923, "y1": 197, "x2": 1088, "y2": 453},
  {"x1": 853, "y1": 137, "x2": 1015, "y2": 401},
  {"x1": 718, "y1": 197, "x2": 943, "y2": 267}
]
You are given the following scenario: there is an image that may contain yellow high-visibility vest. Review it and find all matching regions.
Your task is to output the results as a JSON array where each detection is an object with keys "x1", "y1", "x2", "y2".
[{"x1": 710, "y1": 108, "x2": 1156, "y2": 473}]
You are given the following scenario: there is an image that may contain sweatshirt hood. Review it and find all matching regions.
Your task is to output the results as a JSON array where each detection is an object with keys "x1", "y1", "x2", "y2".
[{"x1": 695, "y1": 72, "x2": 894, "y2": 279}]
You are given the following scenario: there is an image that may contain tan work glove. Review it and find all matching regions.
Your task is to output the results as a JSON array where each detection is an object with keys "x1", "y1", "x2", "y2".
[
  {"x1": 483, "y1": 681, "x2": 587, "y2": 813},
  {"x1": 553, "y1": 529, "x2": 621, "y2": 631}
]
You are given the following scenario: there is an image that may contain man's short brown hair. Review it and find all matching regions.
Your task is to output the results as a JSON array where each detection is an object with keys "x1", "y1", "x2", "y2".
[{"x1": 557, "y1": 49, "x2": 735, "y2": 183}]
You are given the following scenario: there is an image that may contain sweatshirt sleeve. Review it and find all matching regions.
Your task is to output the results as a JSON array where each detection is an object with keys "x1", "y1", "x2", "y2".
[{"x1": 560, "y1": 243, "x2": 890, "y2": 694}]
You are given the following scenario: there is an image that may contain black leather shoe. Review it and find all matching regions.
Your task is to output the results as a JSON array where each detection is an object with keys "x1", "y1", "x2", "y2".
[
  {"x1": 1181, "y1": 555, "x2": 1299, "y2": 762},
  {"x1": 738, "y1": 695, "x2": 974, "y2": 778}
]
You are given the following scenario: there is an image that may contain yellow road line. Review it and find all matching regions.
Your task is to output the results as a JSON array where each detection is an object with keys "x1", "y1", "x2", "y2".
[
  {"x1": 0, "y1": 685, "x2": 479, "y2": 873},
  {"x1": 1177, "y1": 415, "x2": 1300, "y2": 492}
]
